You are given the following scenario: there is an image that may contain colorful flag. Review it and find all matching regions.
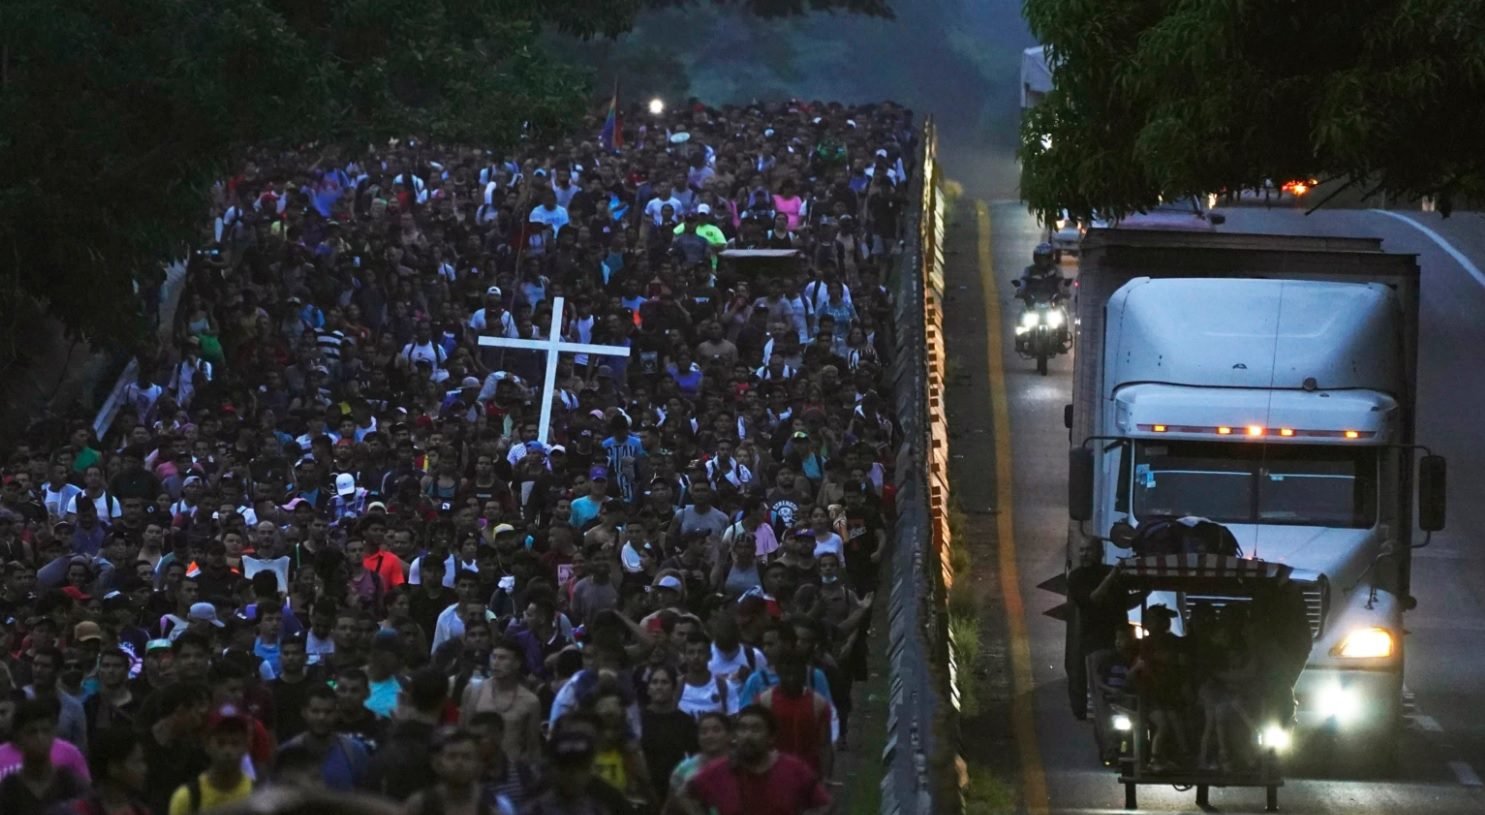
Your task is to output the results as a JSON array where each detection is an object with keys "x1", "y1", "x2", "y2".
[{"x1": 599, "y1": 81, "x2": 622, "y2": 151}]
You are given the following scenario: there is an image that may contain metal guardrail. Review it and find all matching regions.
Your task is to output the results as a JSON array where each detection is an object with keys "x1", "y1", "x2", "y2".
[{"x1": 879, "y1": 117, "x2": 959, "y2": 815}]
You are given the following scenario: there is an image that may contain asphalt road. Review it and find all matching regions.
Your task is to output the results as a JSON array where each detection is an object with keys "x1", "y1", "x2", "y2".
[{"x1": 958, "y1": 201, "x2": 1485, "y2": 813}]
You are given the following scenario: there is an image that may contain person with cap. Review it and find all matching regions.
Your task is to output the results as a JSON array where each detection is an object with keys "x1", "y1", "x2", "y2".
[
  {"x1": 328, "y1": 473, "x2": 369, "y2": 526},
  {"x1": 166, "y1": 702, "x2": 255, "y2": 815},
  {"x1": 469, "y1": 286, "x2": 516, "y2": 338},
  {"x1": 568, "y1": 466, "x2": 610, "y2": 530}
]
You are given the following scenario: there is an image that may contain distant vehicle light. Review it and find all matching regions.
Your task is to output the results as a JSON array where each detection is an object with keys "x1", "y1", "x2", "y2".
[
  {"x1": 648, "y1": 98, "x2": 665, "y2": 116},
  {"x1": 1316, "y1": 683, "x2": 1363, "y2": 723},
  {"x1": 1217, "y1": 426, "x2": 1233, "y2": 435},
  {"x1": 1333, "y1": 626, "x2": 1394, "y2": 659},
  {"x1": 1246, "y1": 425, "x2": 1264, "y2": 437},
  {"x1": 1021, "y1": 311, "x2": 1040, "y2": 329},
  {"x1": 1344, "y1": 430, "x2": 1361, "y2": 440},
  {"x1": 1279, "y1": 428, "x2": 1295, "y2": 437},
  {"x1": 1047, "y1": 309, "x2": 1065, "y2": 328}
]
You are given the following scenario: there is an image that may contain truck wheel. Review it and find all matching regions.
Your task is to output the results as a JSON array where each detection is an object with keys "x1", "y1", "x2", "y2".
[{"x1": 1124, "y1": 782, "x2": 1137, "y2": 810}]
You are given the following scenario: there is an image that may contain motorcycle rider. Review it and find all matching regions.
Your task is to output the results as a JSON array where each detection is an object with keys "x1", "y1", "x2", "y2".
[
  {"x1": 1015, "y1": 243, "x2": 1071, "y2": 352},
  {"x1": 1016, "y1": 242, "x2": 1064, "y2": 305}
]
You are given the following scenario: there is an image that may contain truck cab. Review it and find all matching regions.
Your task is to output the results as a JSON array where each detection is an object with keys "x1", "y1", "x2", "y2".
[{"x1": 1065, "y1": 231, "x2": 1446, "y2": 768}]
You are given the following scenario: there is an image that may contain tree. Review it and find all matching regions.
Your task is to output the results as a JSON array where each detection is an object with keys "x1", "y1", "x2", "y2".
[
  {"x1": 0, "y1": 0, "x2": 892, "y2": 352},
  {"x1": 1019, "y1": 0, "x2": 1485, "y2": 223}
]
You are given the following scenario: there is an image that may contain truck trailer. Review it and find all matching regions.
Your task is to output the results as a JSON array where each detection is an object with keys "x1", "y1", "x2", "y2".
[{"x1": 1063, "y1": 228, "x2": 1447, "y2": 771}]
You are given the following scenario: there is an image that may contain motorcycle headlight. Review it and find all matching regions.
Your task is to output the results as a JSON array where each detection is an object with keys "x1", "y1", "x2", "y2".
[
  {"x1": 1020, "y1": 311, "x2": 1040, "y2": 328},
  {"x1": 1332, "y1": 626, "x2": 1394, "y2": 659},
  {"x1": 1047, "y1": 309, "x2": 1065, "y2": 328}
]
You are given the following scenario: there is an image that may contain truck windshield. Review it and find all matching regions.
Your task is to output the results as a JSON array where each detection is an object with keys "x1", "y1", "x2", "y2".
[{"x1": 1132, "y1": 441, "x2": 1377, "y2": 528}]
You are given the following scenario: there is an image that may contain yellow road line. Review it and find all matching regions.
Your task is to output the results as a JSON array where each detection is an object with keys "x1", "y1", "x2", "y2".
[{"x1": 977, "y1": 200, "x2": 1050, "y2": 815}]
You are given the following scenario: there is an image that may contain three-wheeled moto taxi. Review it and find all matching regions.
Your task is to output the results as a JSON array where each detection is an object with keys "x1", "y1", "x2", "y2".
[{"x1": 1087, "y1": 550, "x2": 1310, "y2": 812}]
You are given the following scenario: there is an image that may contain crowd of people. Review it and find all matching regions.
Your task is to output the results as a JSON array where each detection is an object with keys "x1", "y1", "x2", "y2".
[{"x1": 0, "y1": 97, "x2": 917, "y2": 815}]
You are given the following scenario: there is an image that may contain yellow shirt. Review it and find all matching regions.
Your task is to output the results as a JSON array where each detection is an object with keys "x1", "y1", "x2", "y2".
[{"x1": 168, "y1": 772, "x2": 254, "y2": 815}]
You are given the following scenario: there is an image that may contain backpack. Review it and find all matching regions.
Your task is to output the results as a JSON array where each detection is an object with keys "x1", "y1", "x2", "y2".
[{"x1": 1130, "y1": 516, "x2": 1242, "y2": 558}]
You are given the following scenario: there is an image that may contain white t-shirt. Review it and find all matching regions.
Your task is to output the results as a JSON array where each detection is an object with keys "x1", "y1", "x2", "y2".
[
  {"x1": 644, "y1": 196, "x2": 683, "y2": 225},
  {"x1": 66, "y1": 491, "x2": 122, "y2": 520},
  {"x1": 470, "y1": 307, "x2": 517, "y2": 336},
  {"x1": 812, "y1": 532, "x2": 846, "y2": 563},
  {"x1": 528, "y1": 204, "x2": 569, "y2": 235},
  {"x1": 709, "y1": 643, "x2": 768, "y2": 707}
]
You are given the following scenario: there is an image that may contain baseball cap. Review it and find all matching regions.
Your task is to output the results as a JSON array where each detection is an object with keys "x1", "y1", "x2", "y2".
[
  {"x1": 206, "y1": 703, "x2": 251, "y2": 732},
  {"x1": 188, "y1": 602, "x2": 225, "y2": 628},
  {"x1": 53, "y1": 519, "x2": 74, "y2": 534},
  {"x1": 367, "y1": 501, "x2": 388, "y2": 513},
  {"x1": 588, "y1": 466, "x2": 609, "y2": 481},
  {"x1": 696, "y1": 203, "x2": 712, "y2": 215},
  {"x1": 656, "y1": 575, "x2": 683, "y2": 592},
  {"x1": 486, "y1": 285, "x2": 503, "y2": 297},
  {"x1": 281, "y1": 497, "x2": 309, "y2": 512},
  {"x1": 549, "y1": 445, "x2": 567, "y2": 455},
  {"x1": 492, "y1": 523, "x2": 517, "y2": 536},
  {"x1": 460, "y1": 376, "x2": 481, "y2": 389},
  {"x1": 73, "y1": 621, "x2": 103, "y2": 643},
  {"x1": 335, "y1": 473, "x2": 357, "y2": 497},
  {"x1": 145, "y1": 639, "x2": 173, "y2": 653}
]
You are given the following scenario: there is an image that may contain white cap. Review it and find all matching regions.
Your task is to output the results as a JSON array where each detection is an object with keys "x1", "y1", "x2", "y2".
[
  {"x1": 486, "y1": 285, "x2": 502, "y2": 297},
  {"x1": 696, "y1": 203, "x2": 712, "y2": 216},
  {"x1": 335, "y1": 472, "x2": 357, "y2": 497}
]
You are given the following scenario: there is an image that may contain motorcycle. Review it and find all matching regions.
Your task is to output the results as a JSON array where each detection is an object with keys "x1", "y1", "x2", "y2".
[{"x1": 1012, "y1": 286, "x2": 1072, "y2": 375}]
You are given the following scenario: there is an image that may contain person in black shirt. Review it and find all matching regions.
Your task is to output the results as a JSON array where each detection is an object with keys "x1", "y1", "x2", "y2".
[
  {"x1": 142, "y1": 683, "x2": 212, "y2": 815},
  {"x1": 270, "y1": 632, "x2": 325, "y2": 743},
  {"x1": 639, "y1": 664, "x2": 697, "y2": 803}
]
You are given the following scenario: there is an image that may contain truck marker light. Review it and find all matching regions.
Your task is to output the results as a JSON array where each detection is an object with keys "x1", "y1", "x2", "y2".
[
  {"x1": 1152, "y1": 424, "x2": 1167, "y2": 433},
  {"x1": 1279, "y1": 428, "x2": 1295, "y2": 437},
  {"x1": 1246, "y1": 425, "x2": 1264, "y2": 437},
  {"x1": 1344, "y1": 430, "x2": 1361, "y2": 439},
  {"x1": 1217, "y1": 426, "x2": 1233, "y2": 435}
]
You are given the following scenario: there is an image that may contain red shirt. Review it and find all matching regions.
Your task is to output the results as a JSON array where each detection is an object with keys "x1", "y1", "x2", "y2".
[
  {"x1": 364, "y1": 548, "x2": 406, "y2": 589},
  {"x1": 686, "y1": 752, "x2": 830, "y2": 815}
]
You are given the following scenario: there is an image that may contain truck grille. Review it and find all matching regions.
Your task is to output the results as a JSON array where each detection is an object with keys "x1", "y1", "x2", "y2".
[
  {"x1": 1181, "y1": 580, "x2": 1327, "y2": 640},
  {"x1": 1298, "y1": 580, "x2": 1327, "y2": 639}
]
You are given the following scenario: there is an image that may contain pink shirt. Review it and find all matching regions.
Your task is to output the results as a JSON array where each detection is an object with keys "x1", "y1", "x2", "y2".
[
  {"x1": 0, "y1": 738, "x2": 92, "y2": 783},
  {"x1": 773, "y1": 195, "x2": 804, "y2": 230}
]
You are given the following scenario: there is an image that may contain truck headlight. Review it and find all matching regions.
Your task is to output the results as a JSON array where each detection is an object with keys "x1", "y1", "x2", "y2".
[
  {"x1": 1315, "y1": 683, "x2": 1362, "y2": 723},
  {"x1": 1112, "y1": 714, "x2": 1132, "y2": 732},
  {"x1": 1332, "y1": 626, "x2": 1394, "y2": 659},
  {"x1": 1259, "y1": 724, "x2": 1292, "y2": 752},
  {"x1": 1021, "y1": 311, "x2": 1040, "y2": 328},
  {"x1": 1047, "y1": 309, "x2": 1065, "y2": 328}
]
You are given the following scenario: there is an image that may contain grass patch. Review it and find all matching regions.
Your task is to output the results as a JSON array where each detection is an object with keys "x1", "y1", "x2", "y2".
[
  {"x1": 963, "y1": 762, "x2": 1017, "y2": 815},
  {"x1": 948, "y1": 613, "x2": 982, "y2": 716}
]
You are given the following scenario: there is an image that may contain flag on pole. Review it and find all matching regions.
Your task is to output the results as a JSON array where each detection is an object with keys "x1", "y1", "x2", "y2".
[{"x1": 599, "y1": 80, "x2": 622, "y2": 151}]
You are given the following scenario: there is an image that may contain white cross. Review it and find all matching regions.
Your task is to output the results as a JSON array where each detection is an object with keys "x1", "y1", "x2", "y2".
[{"x1": 477, "y1": 296, "x2": 631, "y2": 443}]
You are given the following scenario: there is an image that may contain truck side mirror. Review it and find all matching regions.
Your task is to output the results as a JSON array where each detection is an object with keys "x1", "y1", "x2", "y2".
[
  {"x1": 1063, "y1": 404, "x2": 1074, "y2": 430},
  {"x1": 1419, "y1": 455, "x2": 1447, "y2": 532},
  {"x1": 1069, "y1": 448, "x2": 1094, "y2": 521}
]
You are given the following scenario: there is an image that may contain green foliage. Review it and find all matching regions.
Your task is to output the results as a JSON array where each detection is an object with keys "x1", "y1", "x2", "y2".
[{"x1": 1020, "y1": 0, "x2": 1485, "y2": 222}]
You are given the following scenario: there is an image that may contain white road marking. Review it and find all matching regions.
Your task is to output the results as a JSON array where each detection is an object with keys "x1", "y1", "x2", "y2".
[
  {"x1": 1448, "y1": 760, "x2": 1483, "y2": 787},
  {"x1": 1415, "y1": 714, "x2": 1444, "y2": 732},
  {"x1": 1370, "y1": 209, "x2": 1485, "y2": 289}
]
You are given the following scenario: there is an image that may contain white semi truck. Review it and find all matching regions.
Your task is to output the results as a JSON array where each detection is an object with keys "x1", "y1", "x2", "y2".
[{"x1": 1063, "y1": 228, "x2": 1447, "y2": 769}]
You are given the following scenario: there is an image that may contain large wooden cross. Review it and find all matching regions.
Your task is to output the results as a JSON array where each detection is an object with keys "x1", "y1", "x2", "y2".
[{"x1": 477, "y1": 296, "x2": 631, "y2": 443}]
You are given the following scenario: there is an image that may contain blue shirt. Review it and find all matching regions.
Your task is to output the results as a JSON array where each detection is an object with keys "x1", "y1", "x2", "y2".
[
  {"x1": 569, "y1": 495, "x2": 602, "y2": 529},
  {"x1": 737, "y1": 666, "x2": 833, "y2": 709}
]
